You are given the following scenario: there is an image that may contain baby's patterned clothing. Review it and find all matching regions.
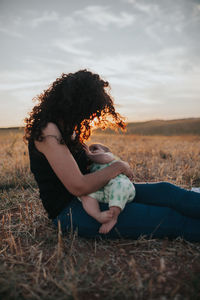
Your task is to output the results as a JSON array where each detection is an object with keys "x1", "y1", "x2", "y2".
[{"x1": 79, "y1": 161, "x2": 136, "y2": 210}]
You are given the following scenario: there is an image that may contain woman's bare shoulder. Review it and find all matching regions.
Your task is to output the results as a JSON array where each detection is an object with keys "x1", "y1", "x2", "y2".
[
  {"x1": 35, "y1": 122, "x2": 64, "y2": 152},
  {"x1": 42, "y1": 122, "x2": 62, "y2": 137}
]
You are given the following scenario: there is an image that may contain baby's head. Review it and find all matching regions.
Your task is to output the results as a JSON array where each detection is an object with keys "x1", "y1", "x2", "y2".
[{"x1": 89, "y1": 143, "x2": 111, "y2": 154}]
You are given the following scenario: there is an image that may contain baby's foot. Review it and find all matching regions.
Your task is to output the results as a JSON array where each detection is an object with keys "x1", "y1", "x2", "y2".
[
  {"x1": 99, "y1": 217, "x2": 117, "y2": 234},
  {"x1": 96, "y1": 210, "x2": 113, "y2": 224}
]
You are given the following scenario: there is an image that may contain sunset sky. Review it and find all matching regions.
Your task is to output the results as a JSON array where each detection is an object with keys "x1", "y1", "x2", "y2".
[{"x1": 0, "y1": 0, "x2": 200, "y2": 127}]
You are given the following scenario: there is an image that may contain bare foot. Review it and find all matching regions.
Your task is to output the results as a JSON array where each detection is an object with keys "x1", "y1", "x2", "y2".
[
  {"x1": 95, "y1": 210, "x2": 113, "y2": 224},
  {"x1": 99, "y1": 218, "x2": 117, "y2": 234},
  {"x1": 99, "y1": 206, "x2": 121, "y2": 234}
]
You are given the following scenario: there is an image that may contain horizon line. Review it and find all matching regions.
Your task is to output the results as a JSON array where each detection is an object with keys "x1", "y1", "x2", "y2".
[{"x1": 0, "y1": 116, "x2": 200, "y2": 129}]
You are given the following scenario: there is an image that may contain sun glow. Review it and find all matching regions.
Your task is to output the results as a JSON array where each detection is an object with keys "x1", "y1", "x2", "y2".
[{"x1": 89, "y1": 117, "x2": 100, "y2": 130}]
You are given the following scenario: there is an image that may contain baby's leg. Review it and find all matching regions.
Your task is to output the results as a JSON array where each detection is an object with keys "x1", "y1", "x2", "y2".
[
  {"x1": 99, "y1": 206, "x2": 121, "y2": 234},
  {"x1": 99, "y1": 177, "x2": 135, "y2": 234},
  {"x1": 80, "y1": 195, "x2": 113, "y2": 224}
]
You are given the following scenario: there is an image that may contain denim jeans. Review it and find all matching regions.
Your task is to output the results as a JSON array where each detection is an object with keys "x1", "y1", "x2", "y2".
[{"x1": 52, "y1": 182, "x2": 200, "y2": 242}]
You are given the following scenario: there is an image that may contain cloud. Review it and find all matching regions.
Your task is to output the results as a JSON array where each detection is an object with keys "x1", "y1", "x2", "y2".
[
  {"x1": 122, "y1": 0, "x2": 195, "y2": 43},
  {"x1": 53, "y1": 37, "x2": 92, "y2": 56},
  {"x1": 30, "y1": 11, "x2": 59, "y2": 28},
  {"x1": 123, "y1": 0, "x2": 160, "y2": 15},
  {"x1": 75, "y1": 5, "x2": 135, "y2": 28},
  {"x1": 0, "y1": 81, "x2": 48, "y2": 91},
  {"x1": 134, "y1": 2, "x2": 160, "y2": 15},
  {"x1": 77, "y1": 46, "x2": 189, "y2": 85},
  {"x1": 61, "y1": 15, "x2": 80, "y2": 29},
  {"x1": 0, "y1": 27, "x2": 23, "y2": 38},
  {"x1": 0, "y1": 14, "x2": 24, "y2": 38},
  {"x1": 23, "y1": 56, "x2": 68, "y2": 66},
  {"x1": 76, "y1": 44, "x2": 200, "y2": 120},
  {"x1": 0, "y1": 69, "x2": 53, "y2": 93}
]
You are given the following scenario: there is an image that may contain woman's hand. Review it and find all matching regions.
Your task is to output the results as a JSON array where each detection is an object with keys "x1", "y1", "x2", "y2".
[{"x1": 118, "y1": 160, "x2": 134, "y2": 181}]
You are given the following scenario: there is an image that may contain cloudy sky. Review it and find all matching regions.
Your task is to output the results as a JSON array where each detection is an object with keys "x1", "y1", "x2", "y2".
[{"x1": 0, "y1": 0, "x2": 200, "y2": 127}]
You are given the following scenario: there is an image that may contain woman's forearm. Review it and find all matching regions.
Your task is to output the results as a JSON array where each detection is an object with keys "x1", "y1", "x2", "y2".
[{"x1": 76, "y1": 161, "x2": 124, "y2": 197}]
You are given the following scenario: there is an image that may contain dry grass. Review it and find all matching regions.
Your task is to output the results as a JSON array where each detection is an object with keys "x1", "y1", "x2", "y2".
[{"x1": 0, "y1": 130, "x2": 200, "y2": 300}]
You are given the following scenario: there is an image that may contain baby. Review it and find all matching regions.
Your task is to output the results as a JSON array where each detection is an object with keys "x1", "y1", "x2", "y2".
[{"x1": 78, "y1": 143, "x2": 136, "y2": 234}]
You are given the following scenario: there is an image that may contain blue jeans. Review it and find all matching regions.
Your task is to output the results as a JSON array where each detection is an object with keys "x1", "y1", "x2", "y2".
[{"x1": 52, "y1": 182, "x2": 200, "y2": 242}]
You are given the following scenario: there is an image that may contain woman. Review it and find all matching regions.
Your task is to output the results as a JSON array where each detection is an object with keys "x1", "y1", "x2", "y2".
[{"x1": 24, "y1": 69, "x2": 200, "y2": 242}]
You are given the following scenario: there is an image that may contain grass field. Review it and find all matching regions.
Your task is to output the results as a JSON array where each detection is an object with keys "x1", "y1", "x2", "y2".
[{"x1": 0, "y1": 129, "x2": 200, "y2": 299}]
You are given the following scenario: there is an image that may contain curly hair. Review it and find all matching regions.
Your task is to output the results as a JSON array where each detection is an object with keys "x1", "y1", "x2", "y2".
[{"x1": 24, "y1": 69, "x2": 126, "y2": 152}]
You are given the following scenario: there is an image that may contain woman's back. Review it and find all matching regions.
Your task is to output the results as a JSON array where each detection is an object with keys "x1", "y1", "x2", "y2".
[{"x1": 28, "y1": 139, "x2": 90, "y2": 219}]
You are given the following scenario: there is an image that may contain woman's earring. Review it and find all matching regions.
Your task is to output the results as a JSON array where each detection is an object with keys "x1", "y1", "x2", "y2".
[{"x1": 71, "y1": 131, "x2": 76, "y2": 140}]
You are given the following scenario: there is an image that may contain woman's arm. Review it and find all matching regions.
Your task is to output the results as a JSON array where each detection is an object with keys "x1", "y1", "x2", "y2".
[{"x1": 35, "y1": 123, "x2": 133, "y2": 197}]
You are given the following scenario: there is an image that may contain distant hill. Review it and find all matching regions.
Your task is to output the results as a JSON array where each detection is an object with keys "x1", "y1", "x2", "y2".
[
  {"x1": 94, "y1": 118, "x2": 200, "y2": 135},
  {"x1": 1, "y1": 118, "x2": 200, "y2": 136}
]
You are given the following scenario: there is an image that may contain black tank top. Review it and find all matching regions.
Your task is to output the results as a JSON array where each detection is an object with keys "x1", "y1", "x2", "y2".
[{"x1": 28, "y1": 140, "x2": 90, "y2": 219}]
